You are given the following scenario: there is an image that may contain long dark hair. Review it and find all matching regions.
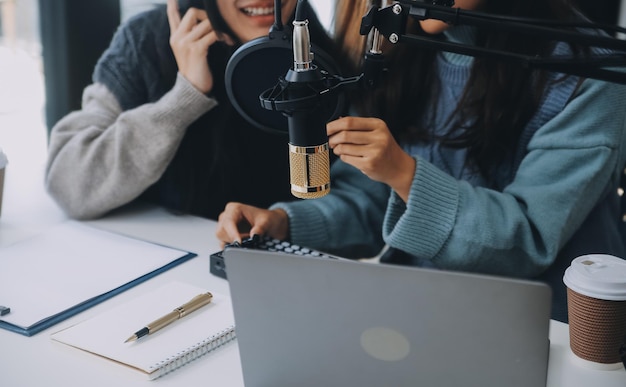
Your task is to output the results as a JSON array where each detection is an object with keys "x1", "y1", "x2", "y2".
[{"x1": 336, "y1": 0, "x2": 586, "y2": 180}]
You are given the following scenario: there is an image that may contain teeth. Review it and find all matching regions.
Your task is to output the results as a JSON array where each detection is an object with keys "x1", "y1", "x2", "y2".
[{"x1": 242, "y1": 7, "x2": 273, "y2": 16}]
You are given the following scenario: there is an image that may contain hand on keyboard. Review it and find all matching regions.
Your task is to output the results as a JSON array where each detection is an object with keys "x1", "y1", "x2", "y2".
[{"x1": 211, "y1": 235, "x2": 334, "y2": 279}]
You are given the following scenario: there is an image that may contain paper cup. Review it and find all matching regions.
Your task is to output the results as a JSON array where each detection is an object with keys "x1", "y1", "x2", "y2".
[{"x1": 563, "y1": 254, "x2": 626, "y2": 370}]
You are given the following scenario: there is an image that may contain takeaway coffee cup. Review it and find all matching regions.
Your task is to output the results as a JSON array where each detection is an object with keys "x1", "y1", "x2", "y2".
[
  {"x1": 563, "y1": 254, "x2": 626, "y2": 370},
  {"x1": 0, "y1": 148, "x2": 6, "y2": 217}
]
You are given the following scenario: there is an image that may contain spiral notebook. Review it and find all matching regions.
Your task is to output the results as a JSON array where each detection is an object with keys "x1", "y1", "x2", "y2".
[{"x1": 50, "y1": 282, "x2": 236, "y2": 380}]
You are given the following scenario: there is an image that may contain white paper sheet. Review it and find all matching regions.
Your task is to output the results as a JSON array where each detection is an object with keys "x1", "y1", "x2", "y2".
[{"x1": 0, "y1": 221, "x2": 193, "y2": 329}]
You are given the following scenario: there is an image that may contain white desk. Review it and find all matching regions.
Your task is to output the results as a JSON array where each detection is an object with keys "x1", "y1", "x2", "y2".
[{"x1": 0, "y1": 168, "x2": 625, "y2": 387}]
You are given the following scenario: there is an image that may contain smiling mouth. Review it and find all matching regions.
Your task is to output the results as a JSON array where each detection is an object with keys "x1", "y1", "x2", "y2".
[{"x1": 241, "y1": 6, "x2": 274, "y2": 16}]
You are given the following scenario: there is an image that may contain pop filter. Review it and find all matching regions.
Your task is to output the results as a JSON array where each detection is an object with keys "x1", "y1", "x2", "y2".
[{"x1": 223, "y1": 3, "x2": 344, "y2": 135}]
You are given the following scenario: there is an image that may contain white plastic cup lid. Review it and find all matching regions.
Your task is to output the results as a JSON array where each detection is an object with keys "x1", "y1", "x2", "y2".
[
  {"x1": 563, "y1": 254, "x2": 626, "y2": 301},
  {"x1": 0, "y1": 148, "x2": 7, "y2": 169}
]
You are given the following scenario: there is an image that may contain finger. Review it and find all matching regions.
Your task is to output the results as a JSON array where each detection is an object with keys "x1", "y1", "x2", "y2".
[
  {"x1": 249, "y1": 217, "x2": 271, "y2": 238},
  {"x1": 332, "y1": 143, "x2": 367, "y2": 158},
  {"x1": 166, "y1": 0, "x2": 181, "y2": 35},
  {"x1": 216, "y1": 223, "x2": 241, "y2": 245},
  {"x1": 217, "y1": 208, "x2": 245, "y2": 244},
  {"x1": 249, "y1": 226, "x2": 265, "y2": 239},
  {"x1": 224, "y1": 220, "x2": 244, "y2": 244},
  {"x1": 339, "y1": 154, "x2": 367, "y2": 173},
  {"x1": 176, "y1": 18, "x2": 213, "y2": 45},
  {"x1": 326, "y1": 117, "x2": 347, "y2": 137},
  {"x1": 175, "y1": 30, "x2": 220, "y2": 55},
  {"x1": 326, "y1": 116, "x2": 374, "y2": 136},
  {"x1": 329, "y1": 130, "x2": 372, "y2": 147},
  {"x1": 218, "y1": 33, "x2": 236, "y2": 46},
  {"x1": 202, "y1": 31, "x2": 221, "y2": 48},
  {"x1": 179, "y1": 7, "x2": 209, "y2": 32},
  {"x1": 329, "y1": 129, "x2": 380, "y2": 153}
]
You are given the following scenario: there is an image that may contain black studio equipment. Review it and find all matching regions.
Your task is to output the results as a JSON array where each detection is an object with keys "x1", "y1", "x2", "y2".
[
  {"x1": 260, "y1": 0, "x2": 333, "y2": 199},
  {"x1": 222, "y1": 0, "x2": 343, "y2": 135},
  {"x1": 225, "y1": 0, "x2": 626, "y2": 202},
  {"x1": 358, "y1": 0, "x2": 626, "y2": 84},
  {"x1": 222, "y1": 0, "x2": 347, "y2": 199},
  {"x1": 225, "y1": 0, "x2": 357, "y2": 199}
]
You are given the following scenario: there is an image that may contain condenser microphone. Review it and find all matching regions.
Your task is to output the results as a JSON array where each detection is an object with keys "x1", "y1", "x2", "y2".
[
  {"x1": 254, "y1": 0, "x2": 363, "y2": 198},
  {"x1": 259, "y1": 0, "x2": 337, "y2": 199},
  {"x1": 284, "y1": 9, "x2": 331, "y2": 199}
]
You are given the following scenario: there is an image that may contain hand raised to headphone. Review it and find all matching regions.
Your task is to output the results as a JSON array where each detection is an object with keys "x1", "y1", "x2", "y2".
[{"x1": 166, "y1": 0, "x2": 233, "y2": 94}]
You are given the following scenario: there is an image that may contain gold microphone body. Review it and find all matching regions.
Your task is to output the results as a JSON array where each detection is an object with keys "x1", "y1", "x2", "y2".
[{"x1": 289, "y1": 143, "x2": 330, "y2": 199}]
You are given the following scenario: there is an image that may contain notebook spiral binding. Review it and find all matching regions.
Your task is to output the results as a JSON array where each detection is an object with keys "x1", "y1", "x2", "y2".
[{"x1": 147, "y1": 325, "x2": 237, "y2": 380}]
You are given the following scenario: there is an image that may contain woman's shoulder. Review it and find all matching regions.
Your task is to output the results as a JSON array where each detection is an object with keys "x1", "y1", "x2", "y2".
[
  {"x1": 108, "y1": 5, "x2": 172, "y2": 68},
  {"x1": 93, "y1": 5, "x2": 174, "y2": 109},
  {"x1": 118, "y1": 5, "x2": 169, "y2": 43}
]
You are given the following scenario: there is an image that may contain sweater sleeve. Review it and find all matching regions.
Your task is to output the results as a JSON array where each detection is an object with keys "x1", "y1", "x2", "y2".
[
  {"x1": 383, "y1": 77, "x2": 626, "y2": 277},
  {"x1": 45, "y1": 74, "x2": 217, "y2": 219},
  {"x1": 270, "y1": 160, "x2": 390, "y2": 258}
]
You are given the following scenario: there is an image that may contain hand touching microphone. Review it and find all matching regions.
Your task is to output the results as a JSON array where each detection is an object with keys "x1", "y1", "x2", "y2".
[{"x1": 327, "y1": 116, "x2": 416, "y2": 203}]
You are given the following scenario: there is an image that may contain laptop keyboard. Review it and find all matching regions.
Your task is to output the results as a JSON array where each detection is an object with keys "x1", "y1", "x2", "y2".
[{"x1": 210, "y1": 235, "x2": 335, "y2": 279}]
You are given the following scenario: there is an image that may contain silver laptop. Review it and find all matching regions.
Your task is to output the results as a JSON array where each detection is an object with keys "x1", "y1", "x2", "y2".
[{"x1": 224, "y1": 248, "x2": 552, "y2": 387}]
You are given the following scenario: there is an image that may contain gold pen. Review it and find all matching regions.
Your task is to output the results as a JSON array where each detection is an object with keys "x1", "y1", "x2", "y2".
[{"x1": 124, "y1": 292, "x2": 213, "y2": 343}]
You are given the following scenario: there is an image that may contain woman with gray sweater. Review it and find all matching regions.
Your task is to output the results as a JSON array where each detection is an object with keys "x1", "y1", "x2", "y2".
[{"x1": 45, "y1": 0, "x2": 338, "y2": 220}]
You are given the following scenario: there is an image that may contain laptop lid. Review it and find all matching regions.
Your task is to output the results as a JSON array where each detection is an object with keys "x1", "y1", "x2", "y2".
[{"x1": 224, "y1": 248, "x2": 552, "y2": 387}]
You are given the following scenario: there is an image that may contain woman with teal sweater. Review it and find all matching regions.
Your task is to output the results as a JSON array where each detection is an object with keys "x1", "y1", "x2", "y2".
[{"x1": 216, "y1": 0, "x2": 626, "y2": 323}]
